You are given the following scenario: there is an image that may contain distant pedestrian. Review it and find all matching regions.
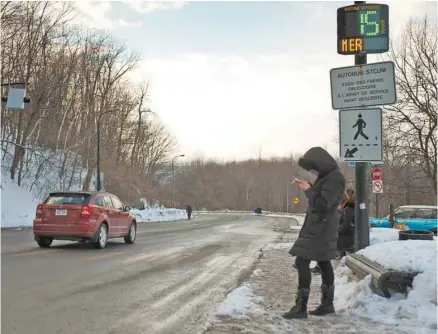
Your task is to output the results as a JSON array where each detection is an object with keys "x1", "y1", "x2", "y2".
[
  {"x1": 283, "y1": 147, "x2": 346, "y2": 320},
  {"x1": 186, "y1": 204, "x2": 192, "y2": 220}
]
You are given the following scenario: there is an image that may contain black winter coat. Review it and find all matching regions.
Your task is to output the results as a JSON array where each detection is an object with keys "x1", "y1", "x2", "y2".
[
  {"x1": 289, "y1": 147, "x2": 346, "y2": 262},
  {"x1": 339, "y1": 202, "x2": 355, "y2": 235},
  {"x1": 337, "y1": 202, "x2": 355, "y2": 250}
]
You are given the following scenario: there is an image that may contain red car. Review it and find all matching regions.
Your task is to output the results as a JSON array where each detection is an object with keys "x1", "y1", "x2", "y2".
[{"x1": 33, "y1": 191, "x2": 137, "y2": 249}]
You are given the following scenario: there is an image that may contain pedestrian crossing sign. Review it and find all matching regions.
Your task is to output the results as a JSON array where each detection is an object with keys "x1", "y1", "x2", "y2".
[{"x1": 339, "y1": 108, "x2": 383, "y2": 162}]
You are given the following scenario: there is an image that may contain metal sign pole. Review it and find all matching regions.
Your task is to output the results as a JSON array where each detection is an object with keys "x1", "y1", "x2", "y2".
[{"x1": 354, "y1": 0, "x2": 370, "y2": 251}]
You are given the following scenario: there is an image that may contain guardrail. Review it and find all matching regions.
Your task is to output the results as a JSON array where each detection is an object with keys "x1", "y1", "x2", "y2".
[{"x1": 345, "y1": 253, "x2": 419, "y2": 298}]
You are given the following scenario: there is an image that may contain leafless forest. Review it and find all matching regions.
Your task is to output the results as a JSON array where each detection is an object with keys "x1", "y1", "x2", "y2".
[{"x1": 1, "y1": 2, "x2": 436, "y2": 216}]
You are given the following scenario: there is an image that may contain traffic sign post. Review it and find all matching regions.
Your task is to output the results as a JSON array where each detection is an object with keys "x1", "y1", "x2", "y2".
[
  {"x1": 339, "y1": 108, "x2": 383, "y2": 161},
  {"x1": 330, "y1": 61, "x2": 396, "y2": 110},
  {"x1": 371, "y1": 166, "x2": 383, "y2": 216},
  {"x1": 333, "y1": 1, "x2": 394, "y2": 251}
]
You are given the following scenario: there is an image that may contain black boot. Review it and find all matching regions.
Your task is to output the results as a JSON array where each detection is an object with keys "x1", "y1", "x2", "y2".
[
  {"x1": 309, "y1": 284, "x2": 335, "y2": 316},
  {"x1": 282, "y1": 287, "x2": 309, "y2": 319}
]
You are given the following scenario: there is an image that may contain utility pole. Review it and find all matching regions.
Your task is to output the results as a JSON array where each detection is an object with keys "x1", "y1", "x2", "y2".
[{"x1": 172, "y1": 154, "x2": 185, "y2": 208}]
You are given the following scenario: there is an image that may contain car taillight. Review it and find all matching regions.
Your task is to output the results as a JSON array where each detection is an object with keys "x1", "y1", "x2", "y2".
[
  {"x1": 36, "y1": 204, "x2": 43, "y2": 218},
  {"x1": 80, "y1": 205, "x2": 92, "y2": 218}
]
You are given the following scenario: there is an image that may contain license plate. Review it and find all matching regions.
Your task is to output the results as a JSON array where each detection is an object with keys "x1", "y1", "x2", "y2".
[{"x1": 55, "y1": 209, "x2": 67, "y2": 216}]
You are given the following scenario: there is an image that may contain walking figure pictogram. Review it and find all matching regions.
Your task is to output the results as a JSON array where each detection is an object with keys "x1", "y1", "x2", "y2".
[{"x1": 353, "y1": 113, "x2": 369, "y2": 140}]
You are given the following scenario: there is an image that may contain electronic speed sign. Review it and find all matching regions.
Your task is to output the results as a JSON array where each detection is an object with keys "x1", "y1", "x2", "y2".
[{"x1": 337, "y1": 3, "x2": 389, "y2": 55}]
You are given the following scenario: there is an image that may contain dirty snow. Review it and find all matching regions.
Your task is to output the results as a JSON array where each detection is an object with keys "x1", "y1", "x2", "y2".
[
  {"x1": 215, "y1": 284, "x2": 263, "y2": 319},
  {"x1": 370, "y1": 227, "x2": 400, "y2": 245},
  {"x1": 263, "y1": 242, "x2": 294, "y2": 251},
  {"x1": 129, "y1": 207, "x2": 187, "y2": 223},
  {"x1": 206, "y1": 232, "x2": 436, "y2": 334}
]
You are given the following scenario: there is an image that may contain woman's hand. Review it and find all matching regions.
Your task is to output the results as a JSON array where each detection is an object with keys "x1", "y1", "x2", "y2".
[{"x1": 295, "y1": 179, "x2": 311, "y2": 191}]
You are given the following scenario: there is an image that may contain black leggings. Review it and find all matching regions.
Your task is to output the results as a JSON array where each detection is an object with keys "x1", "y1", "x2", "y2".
[{"x1": 295, "y1": 257, "x2": 334, "y2": 289}]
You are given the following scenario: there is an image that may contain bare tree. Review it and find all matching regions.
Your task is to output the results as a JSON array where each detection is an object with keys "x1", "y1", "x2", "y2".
[{"x1": 383, "y1": 16, "x2": 437, "y2": 194}]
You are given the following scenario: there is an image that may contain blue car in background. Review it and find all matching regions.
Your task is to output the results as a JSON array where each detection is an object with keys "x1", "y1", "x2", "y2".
[{"x1": 369, "y1": 205, "x2": 437, "y2": 235}]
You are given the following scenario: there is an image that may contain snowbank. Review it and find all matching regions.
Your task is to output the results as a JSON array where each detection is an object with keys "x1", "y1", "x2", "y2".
[
  {"x1": 216, "y1": 284, "x2": 263, "y2": 319},
  {"x1": 0, "y1": 174, "x2": 187, "y2": 227},
  {"x1": 335, "y1": 239, "x2": 438, "y2": 333},
  {"x1": 1, "y1": 175, "x2": 40, "y2": 227},
  {"x1": 129, "y1": 207, "x2": 187, "y2": 223},
  {"x1": 358, "y1": 239, "x2": 437, "y2": 273},
  {"x1": 370, "y1": 227, "x2": 400, "y2": 245}
]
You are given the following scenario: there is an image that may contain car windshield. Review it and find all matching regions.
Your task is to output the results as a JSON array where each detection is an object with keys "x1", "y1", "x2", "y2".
[
  {"x1": 45, "y1": 193, "x2": 91, "y2": 205},
  {"x1": 394, "y1": 207, "x2": 417, "y2": 219}
]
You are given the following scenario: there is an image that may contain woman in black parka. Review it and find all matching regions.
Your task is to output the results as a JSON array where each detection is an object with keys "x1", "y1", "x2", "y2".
[{"x1": 283, "y1": 147, "x2": 346, "y2": 320}]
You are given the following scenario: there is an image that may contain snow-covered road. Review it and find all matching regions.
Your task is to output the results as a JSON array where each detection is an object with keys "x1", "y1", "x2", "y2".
[{"x1": 1, "y1": 213, "x2": 286, "y2": 334}]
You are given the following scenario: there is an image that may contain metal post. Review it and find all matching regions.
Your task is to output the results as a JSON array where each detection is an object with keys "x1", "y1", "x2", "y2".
[
  {"x1": 286, "y1": 174, "x2": 289, "y2": 213},
  {"x1": 96, "y1": 115, "x2": 101, "y2": 191},
  {"x1": 389, "y1": 204, "x2": 395, "y2": 228},
  {"x1": 354, "y1": 0, "x2": 370, "y2": 252},
  {"x1": 375, "y1": 193, "x2": 379, "y2": 217},
  {"x1": 172, "y1": 158, "x2": 175, "y2": 208}
]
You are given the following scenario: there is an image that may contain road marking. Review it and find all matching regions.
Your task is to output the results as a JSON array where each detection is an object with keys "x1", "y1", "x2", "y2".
[
  {"x1": 13, "y1": 249, "x2": 59, "y2": 257},
  {"x1": 85, "y1": 252, "x2": 125, "y2": 261}
]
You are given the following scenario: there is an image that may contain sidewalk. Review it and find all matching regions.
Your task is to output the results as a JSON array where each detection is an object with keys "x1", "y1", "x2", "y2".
[{"x1": 204, "y1": 232, "x2": 414, "y2": 334}]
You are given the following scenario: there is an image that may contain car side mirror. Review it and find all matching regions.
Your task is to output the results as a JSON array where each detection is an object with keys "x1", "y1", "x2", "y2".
[{"x1": 124, "y1": 206, "x2": 132, "y2": 212}]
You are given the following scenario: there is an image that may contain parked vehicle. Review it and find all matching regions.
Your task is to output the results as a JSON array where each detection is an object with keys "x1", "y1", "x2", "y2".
[
  {"x1": 33, "y1": 191, "x2": 137, "y2": 249},
  {"x1": 369, "y1": 205, "x2": 437, "y2": 235}
]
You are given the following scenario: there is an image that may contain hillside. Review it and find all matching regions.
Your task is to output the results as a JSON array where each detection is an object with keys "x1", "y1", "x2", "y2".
[{"x1": 1, "y1": 174, "x2": 40, "y2": 228}]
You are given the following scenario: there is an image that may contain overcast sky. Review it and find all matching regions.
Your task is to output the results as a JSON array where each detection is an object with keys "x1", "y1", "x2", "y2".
[{"x1": 72, "y1": 0, "x2": 437, "y2": 160}]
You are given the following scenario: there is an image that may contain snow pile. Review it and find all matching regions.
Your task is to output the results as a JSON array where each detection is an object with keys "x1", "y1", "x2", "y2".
[
  {"x1": 370, "y1": 227, "x2": 400, "y2": 245},
  {"x1": 1, "y1": 175, "x2": 40, "y2": 227},
  {"x1": 263, "y1": 242, "x2": 294, "y2": 251},
  {"x1": 129, "y1": 207, "x2": 187, "y2": 223},
  {"x1": 335, "y1": 239, "x2": 437, "y2": 333},
  {"x1": 216, "y1": 284, "x2": 263, "y2": 319},
  {"x1": 358, "y1": 239, "x2": 437, "y2": 272}
]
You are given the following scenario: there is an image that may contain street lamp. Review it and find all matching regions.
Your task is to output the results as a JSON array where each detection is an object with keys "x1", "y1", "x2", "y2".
[{"x1": 172, "y1": 154, "x2": 185, "y2": 208}]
